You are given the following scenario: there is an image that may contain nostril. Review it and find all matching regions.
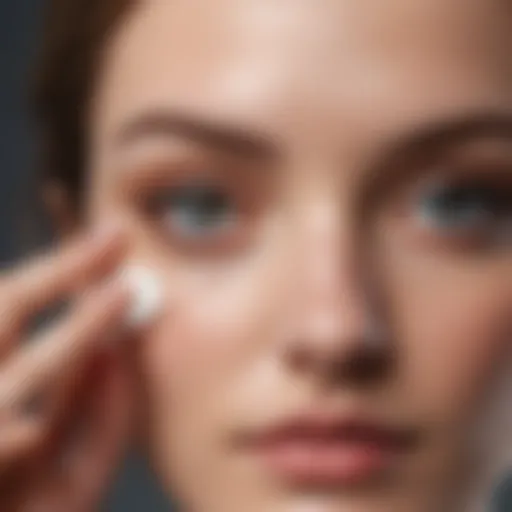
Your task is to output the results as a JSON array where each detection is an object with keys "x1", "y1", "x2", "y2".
[
  {"x1": 283, "y1": 319, "x2": 394, "y2": 389},
  {"x1": 338, "y1": 342, "x2": 393, "y2": 386}
]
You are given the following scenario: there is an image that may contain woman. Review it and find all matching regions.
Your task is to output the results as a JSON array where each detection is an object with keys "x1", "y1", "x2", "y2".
[{"x1": 0, "y1": 0, "x2": 510, "y2": 510}]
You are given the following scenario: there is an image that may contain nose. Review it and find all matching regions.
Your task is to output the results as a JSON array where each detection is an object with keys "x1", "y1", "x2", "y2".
[{"x1": 282, "y1": 202, "x2": 393, "y2": 388}]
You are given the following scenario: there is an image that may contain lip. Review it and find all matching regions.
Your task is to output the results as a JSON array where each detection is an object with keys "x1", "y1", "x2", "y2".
[{"x1": 238, "y1": 410, "x2": 419, "y2": 487}]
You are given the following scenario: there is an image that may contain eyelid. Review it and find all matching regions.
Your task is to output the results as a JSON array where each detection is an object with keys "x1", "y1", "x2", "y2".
[
  {"x1": 378, "y1": 165, "x2": 511, "y2": 223},
  {"x1": 365, "y1": 142, "x2": 512, "y2": 197},
  {"x1": 120, "y1": 147, "x2": 271, "y2": 193},
  {"x1": 119, "y1": 155, "x2": 215, "y2": 186},
  {"x1": 114, "y1": 136, "x2": 211, "y2": 170},
  {"x1": 146, "y1": 185, "x2": 256, "y2": 257},
  {"x1": 417, "y1": 174, "x2": 511, "y2": 205}
]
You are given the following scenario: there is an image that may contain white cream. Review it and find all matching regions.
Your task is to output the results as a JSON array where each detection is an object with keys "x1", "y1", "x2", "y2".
[{"x1": 118, "y1": 264, "x2": 164, "y2": 328}]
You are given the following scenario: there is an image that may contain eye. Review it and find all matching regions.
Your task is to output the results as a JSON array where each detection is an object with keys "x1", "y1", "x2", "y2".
[
  {"x1": 152, "y1": 182, "x2": 239, "y2": 240},
  {"x1": 415, "y1": 179, "x2": 511, "y2": 247}
]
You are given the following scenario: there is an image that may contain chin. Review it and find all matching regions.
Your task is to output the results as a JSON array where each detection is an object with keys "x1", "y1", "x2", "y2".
[{"x1": 164, "y1": 474, "x2": 441, "y2": 512}]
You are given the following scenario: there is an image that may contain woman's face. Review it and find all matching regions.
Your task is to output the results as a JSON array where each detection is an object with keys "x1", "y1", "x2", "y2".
[{"x1": 85, "y1": 1, "x2": 511, "y2": 511}]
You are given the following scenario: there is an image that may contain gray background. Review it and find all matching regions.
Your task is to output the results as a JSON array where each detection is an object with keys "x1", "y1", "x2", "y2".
[{"x1": 0, "y1": 1, "x2": 509, "y2": 511}]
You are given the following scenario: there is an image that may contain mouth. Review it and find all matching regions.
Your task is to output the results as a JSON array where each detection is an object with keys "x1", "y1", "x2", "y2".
[{"x1": 236, "y1": 410, "x2": 421, "y2": 487}]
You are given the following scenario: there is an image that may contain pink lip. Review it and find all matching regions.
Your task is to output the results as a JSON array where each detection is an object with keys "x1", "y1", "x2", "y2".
[{"x1": 240, "y1": 412, "x2": 418, "y2": 486}]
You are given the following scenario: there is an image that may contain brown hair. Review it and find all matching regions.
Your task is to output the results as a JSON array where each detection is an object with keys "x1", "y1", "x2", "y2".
[{"x1": 33, "y1": 0, "x2": 132, "y2": 207}]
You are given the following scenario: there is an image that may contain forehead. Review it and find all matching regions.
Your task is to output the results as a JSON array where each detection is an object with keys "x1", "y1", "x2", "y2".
[{"x1": 92, "y1": 0, "x2": 512, "y2": 149}]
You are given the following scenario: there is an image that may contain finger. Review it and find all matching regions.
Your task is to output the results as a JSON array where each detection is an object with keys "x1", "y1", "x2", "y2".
[
  {"x1": 10, "y1": 354, "x2": 110, "y2": 512},
  {"x1": 25, "y1": 354, "x2": 98, "y2": 464},
  {"x1": 0, "y1": 420, "x2": 46, "y2": 466},
  {"x1": 29, "y1": 350, "x2": 134, "y2": 512},
  {"x1": 64, "y1": 350, "x2": 134, "y2": 511},
  {"x1": 0, "y1": 352, "x2": 93, "y2": 478},
  {"x1": 0, "y1": 223, "x2": 126, "y2": 345},
  {"x1": 0, "y1": 279, "x2": 130, "y2": 413}
]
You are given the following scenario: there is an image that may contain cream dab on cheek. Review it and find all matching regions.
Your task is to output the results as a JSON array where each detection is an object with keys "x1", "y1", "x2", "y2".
[{"x1": 118, "y1": 264, "x2": 165, "y2": 329}]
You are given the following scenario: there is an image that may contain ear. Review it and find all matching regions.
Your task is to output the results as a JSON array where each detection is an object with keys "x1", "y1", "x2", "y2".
[{"x1": 41, "y1": 180, "x2": 80, "y2": 241}]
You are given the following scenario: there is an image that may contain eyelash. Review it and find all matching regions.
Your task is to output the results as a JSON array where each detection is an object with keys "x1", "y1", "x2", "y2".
[
  {"x1": 409, "y1": 173, "x2": 511, "y2": 250},
  {"x1": 142, "y1": 176, "x2": 254, "y2": 255},
  {"x1": 133, "y1": 161, "x2": 511, "y2": 256}
]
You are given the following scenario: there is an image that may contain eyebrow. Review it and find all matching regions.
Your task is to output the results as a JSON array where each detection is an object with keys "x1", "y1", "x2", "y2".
[
  {"x1": 115, "y1": 108, "x2": 512, "y2": 169},
  {"x1": 382, "y1": 110, "x2": 512, "y2": 163},
  {"x1": 359, "y1": 110, "x2": 512, "y2": 203},
  {"x1": 115, "y1": 109, "x2": 278, "y2": 160}
]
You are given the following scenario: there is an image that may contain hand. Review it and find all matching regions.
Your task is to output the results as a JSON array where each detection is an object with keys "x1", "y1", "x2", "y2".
[{"x1": 0, "y1": 225, "x2": 134, "y2": 512}]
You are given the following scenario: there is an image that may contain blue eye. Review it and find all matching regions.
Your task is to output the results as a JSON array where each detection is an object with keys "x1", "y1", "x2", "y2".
[
  {"x1": 417, "y1": 181, "x2": 511, "y2": 240},
  {"x1": 156, "y1": 184, "x2": 237, "y2": 238}
]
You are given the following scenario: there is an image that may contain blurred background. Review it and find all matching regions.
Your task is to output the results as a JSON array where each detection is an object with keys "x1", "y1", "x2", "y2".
[{"x1": 0, "y1": 2, "x2": 509, "y2": 511}]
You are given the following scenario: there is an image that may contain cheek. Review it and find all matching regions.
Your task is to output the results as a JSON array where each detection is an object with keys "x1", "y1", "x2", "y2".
[
  {"x1": 135, "y1": 243, "x2": 294, "y2": 426},
  {"x1": 150, "y1": 277, "x2": 267, "y2": 398},
  {"x1": 386, "y1": 252, "x2": 510, "y2": 424}
]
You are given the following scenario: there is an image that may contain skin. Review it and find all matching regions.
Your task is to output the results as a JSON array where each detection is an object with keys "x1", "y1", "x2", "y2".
[
  {"x1": 0, "y1": 228, "x2": 133, "y2": 512},
  {"x1": 32, "y1": 0, "x2": 512, "y2": 511}
]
